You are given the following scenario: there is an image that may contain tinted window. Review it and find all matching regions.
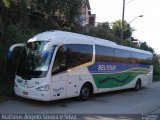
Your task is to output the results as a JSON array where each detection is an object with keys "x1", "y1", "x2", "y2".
[
  {"x1": 52, "y1": 46, "x2": 67, "y2": 75},
  {"x1": 130, "y1": 52, "x2": 153, "y2": 64},
  {"x1": 95, "y1": 45, "x2": 113, "y2": 62},
  {"x1": 17, "y1": 41, "x2": 55, "y2": 78},
  {"x1": 114, "y1": 49, "x2": 129, "y2": 63},
  {"x1": 52, "y1": 44, "x2": 93, "y2": 75},
  {"x1": 145, "y1": 54, "x2": 153, "y2": 64},
  {"x1": 130, "y1": 52, "x2": 142, "y2": 59},
  {"x1": 67, "y1": 44, "x2": 93, "y2": 69}
]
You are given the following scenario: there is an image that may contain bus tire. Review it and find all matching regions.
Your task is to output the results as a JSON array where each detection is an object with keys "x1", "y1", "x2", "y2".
[
  {"x1": 134, "y1": 79, "x2": 141, "y2": 91},
  {"x1": 79, "y1": 84, "x2": 91, "y2": 101}
]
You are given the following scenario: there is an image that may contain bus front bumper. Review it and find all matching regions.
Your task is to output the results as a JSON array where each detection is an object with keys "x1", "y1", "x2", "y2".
[{"x1": 14, "y1": 87, "x2": 51, "y2": 101}]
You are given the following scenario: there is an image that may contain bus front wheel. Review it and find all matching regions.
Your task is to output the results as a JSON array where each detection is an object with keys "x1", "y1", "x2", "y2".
[{"x1": 79, "y1": 85, "x2": 91, "y2": 101}]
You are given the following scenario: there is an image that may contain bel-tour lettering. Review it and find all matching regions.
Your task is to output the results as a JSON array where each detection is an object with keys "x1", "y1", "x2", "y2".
[{"x1": 98, "y1": 65, "x2": 116, "y2": 71}]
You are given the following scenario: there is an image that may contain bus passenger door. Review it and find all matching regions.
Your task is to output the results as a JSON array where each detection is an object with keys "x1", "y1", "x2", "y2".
[
  {"x1": 51, "y1": 45, "x2": 68, "y2": 99},
  {"x1": 51, "y1": 73, "x2": 67, "y2": 99}
]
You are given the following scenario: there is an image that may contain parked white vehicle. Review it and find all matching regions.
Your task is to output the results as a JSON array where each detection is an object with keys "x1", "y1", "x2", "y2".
[{"x1": 9, "y1": 30, "x2": 153, "y2": 101}]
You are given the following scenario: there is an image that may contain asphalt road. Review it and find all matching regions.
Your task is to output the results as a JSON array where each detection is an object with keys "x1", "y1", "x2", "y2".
[{"x1": 0, "y1": 82, "x2": 160, "y2": 119}]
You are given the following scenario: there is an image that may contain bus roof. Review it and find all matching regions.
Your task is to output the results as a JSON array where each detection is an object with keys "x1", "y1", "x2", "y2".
[
  {"x1": 28, "y1": 30, "x2": 152, "y2": 55},
  {"x1": 28, "y1": 30, "x2": 117, "y2": 45}
]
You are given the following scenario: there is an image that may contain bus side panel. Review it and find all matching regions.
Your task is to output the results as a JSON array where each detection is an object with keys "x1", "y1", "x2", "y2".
[
  {"x1": 88, "y1": 62, "x2": 151, "y2": 91},
  {"x1": 67, "y1": 67, "x2": 97, "y2": 97},
  {"x1": 51, "y1": 73, "x2": 67, "y2": 100}
]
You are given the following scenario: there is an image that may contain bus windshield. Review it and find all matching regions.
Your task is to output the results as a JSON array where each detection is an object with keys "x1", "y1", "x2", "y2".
[{"x1": 17, "y1": 41, "x2": 55, "y2": 78}]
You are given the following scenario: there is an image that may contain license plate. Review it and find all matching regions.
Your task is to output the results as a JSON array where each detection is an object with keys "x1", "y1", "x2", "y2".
[{"x1": 23, "y1": 91, "x2": 28, "y2": 96}]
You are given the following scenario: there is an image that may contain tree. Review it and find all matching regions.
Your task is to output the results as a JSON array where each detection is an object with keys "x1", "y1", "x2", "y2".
[
  {"x1": 140, "y1": 42, "x2": 155, "y2": 53},
  {"x1": 112, "y1": 20, "x2": 134, "y2": 40},
  {"x1": 86, "y1": 22, "x2": 121, "y2": 44},
  {"x1": 2, "y1": 0, "x2": 10, "y2": 8},
  {"x1": 27, "y1": 0, "x2": 83, "y2": 31}
]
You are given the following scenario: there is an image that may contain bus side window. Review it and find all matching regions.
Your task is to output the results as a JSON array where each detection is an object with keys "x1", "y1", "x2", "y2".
[
  {"x1": 130, "y1": 52, "x2": 150, "y2": 64},
  {"x1": 95, "y1": 45, "x2": 113, "y2": 62},
  {"x1": 113, "y1": 49, "x2": 129, "y2": 63},
  {"x1": 129, "y1": 52, "x2": 135, "y2": 64},
  {"x1": 52, "y1": 45, "x2": 67, "y2": 75},
  {"x1": 67, "y1": 44, "x2": 93, "y2": 69},
  {"x1": 147, "y1": 54, "x2": 153, "y2": 64}
]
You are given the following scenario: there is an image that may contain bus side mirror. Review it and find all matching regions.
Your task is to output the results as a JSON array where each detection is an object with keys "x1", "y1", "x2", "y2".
[{"x1": 8, "y1": 43, "x2": 26, "y2": 58}]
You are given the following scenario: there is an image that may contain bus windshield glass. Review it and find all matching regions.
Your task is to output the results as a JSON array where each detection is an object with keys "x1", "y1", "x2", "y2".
[{"x1": 17, "y1": 41, "x2": 55, "y2": 78}]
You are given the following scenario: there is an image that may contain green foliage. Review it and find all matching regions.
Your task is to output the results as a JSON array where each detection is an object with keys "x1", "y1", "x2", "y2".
[
  {"x1": 112, "y1": 20, "x2": 134, "y2": 40},
  {"x1": 86, "y1": 22, "x2": 121, "y2": 44},
  {"x1": 2, "y1": 0, "x2": 10, "y2": 8},
  {"x1": 123, "y1": 39, "x2": 137, "y2": 48},
  {"x1": 153, "y1": 55, "x2": 160, "y2": 81},
  {"x1": 140, "y1": 42, "x2": 155, "y2": 53},
  {"x1": 27, "y1": 0, "x2": 83, "y2": 30}
]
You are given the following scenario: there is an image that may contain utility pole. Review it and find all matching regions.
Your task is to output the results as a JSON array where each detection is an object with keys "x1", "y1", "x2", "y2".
[{"x1": 121, "y1": 0, "x2": 125, "y2": 45}]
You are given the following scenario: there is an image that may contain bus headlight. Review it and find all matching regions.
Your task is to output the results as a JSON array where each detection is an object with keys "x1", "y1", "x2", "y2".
[{"x1": 36, "y1": 84, "x2": 49, "y2": 91}]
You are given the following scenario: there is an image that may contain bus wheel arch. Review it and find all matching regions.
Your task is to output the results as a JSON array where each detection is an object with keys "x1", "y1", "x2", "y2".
[
  {"x1": 79, "y1": 82, "x2": 93, "y2": 101},
  {"x1": 134, "y1": 78, "x2": 142, "y2": 91}
]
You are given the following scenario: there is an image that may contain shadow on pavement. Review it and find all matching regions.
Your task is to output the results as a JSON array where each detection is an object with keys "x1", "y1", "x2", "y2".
[{"x1": 4, "y1": 87, "x2": 147, "y2": 107}]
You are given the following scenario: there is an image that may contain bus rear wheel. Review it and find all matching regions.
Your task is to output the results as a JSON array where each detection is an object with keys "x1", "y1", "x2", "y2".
[
  {"x1": 134, "y1": 79, "x2": 141, "y2": 91},
  {"x1": 79, "y1": 85, "x2": 91, "y2": 101}
]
